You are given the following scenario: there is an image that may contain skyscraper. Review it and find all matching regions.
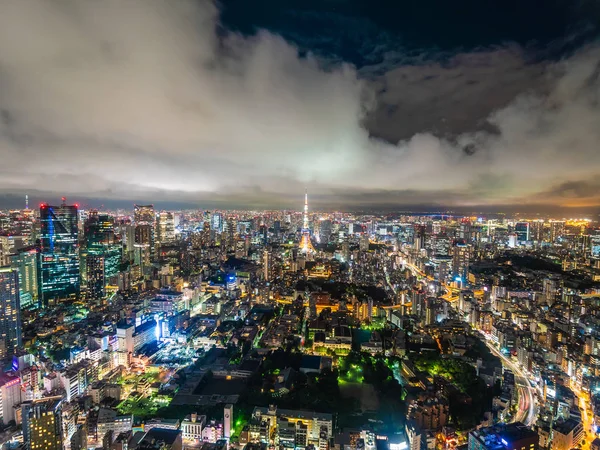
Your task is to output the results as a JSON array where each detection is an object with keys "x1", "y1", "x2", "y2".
[
  {"x1": 0, "y1": 267, "x2": 22, "y2": 358},
  {"x1": 134, "y1": 224, "x2": 153, "y2": 267},
  {"x1": 318, "y1": 219, "x2": 332, "y2": 244},
  {"x1": 263, "y1": 250, "x2": 271, "y2": 281},
  {"x1": 514, "y1": 222, "x2": 530, "y2": 243},
  {"x1": 157, "y1": 211, "x2": 175, "y2": 245},
  {"x1": 9, "y1": 246, "x2": 39, "y2": 309},
  {"x1": 83, "y1": 212, "x2": 122, "y2": 300},
  {"x1": 39, "y1": 202, "x2": 80, "y2": 304},
  {"x1": 452, "y1": 240, "x2": 471, "y2": 284},
  {"x1": 22, "y1": 397, "x2": 63, "y2": 450},
  {"x1": 134, "y1": 204, "x2": 155, "y2": 266},
  {"x1": 211, "y1": 212, "x2": 223, "y2": 232},
  {"x1": 134, "y1": 204, "x2": 155, "y2": 225},
  {"x1": 550, "y1": 220, "x2": 565, "y2": 243},
  {"x1": 86, "y1": 254, "x2": 105, "y2": 300}
]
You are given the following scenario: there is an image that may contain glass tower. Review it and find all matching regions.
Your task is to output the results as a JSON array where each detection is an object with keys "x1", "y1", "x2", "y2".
[
  {"x1": 83, "y1": 211, "x2": 122, "y2": 300},
  {"x1": 40, "y1": 203, "x2": 80, "y2": 304}
]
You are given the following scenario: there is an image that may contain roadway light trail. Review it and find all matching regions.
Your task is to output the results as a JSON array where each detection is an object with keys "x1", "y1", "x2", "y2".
[{"x1": 481, "y1": 334, "x2": 538, "y2": 426}]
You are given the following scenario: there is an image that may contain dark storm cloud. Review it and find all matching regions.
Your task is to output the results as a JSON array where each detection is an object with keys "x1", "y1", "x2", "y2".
[
  {"x1": 364, "y1": 48, "x2": 549, "y2": 141},
  {"x1": 0, "y1": 0, "x2": 599, "y2": 210}
]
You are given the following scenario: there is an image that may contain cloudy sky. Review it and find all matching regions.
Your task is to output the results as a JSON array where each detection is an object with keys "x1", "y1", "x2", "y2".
[{"x1": 0, "y1": 0, "x2": 599, "y2": 212}]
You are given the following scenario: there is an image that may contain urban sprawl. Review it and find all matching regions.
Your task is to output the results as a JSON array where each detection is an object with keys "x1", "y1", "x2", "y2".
[{"x1": 0, "y1": 194, "x2": 598, "y2": 450}]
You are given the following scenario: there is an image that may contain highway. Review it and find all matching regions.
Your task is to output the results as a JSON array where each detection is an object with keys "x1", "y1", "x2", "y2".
[
  {"x1": 400, "y1": 259, "x2": 459, "y2": 302},
  {"x1": 481, "y1": 334, "x2": 538, "y2": 426}
]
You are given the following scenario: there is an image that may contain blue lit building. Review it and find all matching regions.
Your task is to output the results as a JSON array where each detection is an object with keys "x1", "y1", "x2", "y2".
[
  {"x1": 40, "y1": 202, "x2": 80, "y2": 304},
  {"x1": 468, "y1": 422, "x2": 538, "y2": 450}
]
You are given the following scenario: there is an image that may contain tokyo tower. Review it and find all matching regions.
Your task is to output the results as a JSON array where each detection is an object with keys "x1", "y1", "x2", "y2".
[{"x1": 299, "y1": 190, "x2": 315, "y2": 254}]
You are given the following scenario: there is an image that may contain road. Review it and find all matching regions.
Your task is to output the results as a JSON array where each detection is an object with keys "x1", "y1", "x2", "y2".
[
  {"x1": 572, "y1": 384, "x2": 595, "y2": 441},
  {"x1": 396, "y1": 251, "x2": 537, "y2": 426},
  {"x1": 398, "y1": 257, "x2": 460, "y2": 302},
  {"x1": 482, "y1": 334, "x2": 538, "y2": 426}
]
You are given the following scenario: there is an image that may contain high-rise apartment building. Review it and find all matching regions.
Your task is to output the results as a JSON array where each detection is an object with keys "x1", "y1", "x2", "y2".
[
  {"x1": 22, "y1": 397, "x2": 63, "y2": 450},
  {"x1": 39, "y1": 202, "x2": 80, "y2": 304},
  {"x1": 0, "y1": 267, "x2": 22, "y2": 359}
]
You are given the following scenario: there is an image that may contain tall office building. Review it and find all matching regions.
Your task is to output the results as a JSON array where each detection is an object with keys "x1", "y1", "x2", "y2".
[
  {"x1": 39, "y1": 202, "x2": 80, "y2": 304},
  {"x1": 22, "y1": 397, "x2": 63, "y2": 450},
  {"x1": 318, "y1": 219, "x2": 332, "y2": 244},
  {"x1": 591, "y1": 234, "x2": 600, "y2": 258},
  {"x1": 86, "y1": 254, "x2": 105, "y2": 300},
  {"x1": 157, "y1": 211, "x2": 175, "y2": 245},
  {"x1": 134, "y1": 204, "x2": 155, "y2": 266},
  {"x1": 83, "y1": 212, "x2": 122, "y2": 300},
  {"x1": 459, "y1": 220, "x2": 472, "y2": 242},
  {"x1": 0, "y1": 236, "x2": 28, "y2": 266},
  {"x1": 211, "y1": 212, "x2": 223, "y2": 233},
  {"x1": 529, "y1": 220, "x2": 544, "y2": 242},
  {"x1": 514, "y1": 222, "x2": 530, "y2": 243},
  {"x1": 9, "y1": 247, "x2": 39, "y2": 309},
  {"x1": 0, "y1": 267, "x2": 22, "y2": 358},
  {"x1": 550, "y1": 220, "x2": 565, "y2": 243},
  {"x1": 134, "y1": 204, "x2": 155, "y2": 225},
  {"x1": 431, "y1": 234, "x2": 451, "y2": 257},
  {"x1": 263, "y1": 250, "x2": 271, "y2": 281},
  {"x1": 225, "y1": 218, "x2": 236, "y2": 249},
  {"x1": 134, "y1": 225, "x2": 153, "y2": 267},
  {"x1": 452, "y1": 240, "x2": 471, "y2": 284},
  {"x1": 84, "y1": 212, "x2": 115, "y2": 246}
]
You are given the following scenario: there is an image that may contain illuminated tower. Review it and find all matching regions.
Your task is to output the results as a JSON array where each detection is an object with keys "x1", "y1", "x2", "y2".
[{"x1": 299, "y1": 190, "x2": 315, "y2": 254}]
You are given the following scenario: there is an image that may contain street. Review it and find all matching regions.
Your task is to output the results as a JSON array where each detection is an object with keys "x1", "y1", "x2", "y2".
[{"x1": 482, "y1": 334, "x2": 538, "y2": 426}]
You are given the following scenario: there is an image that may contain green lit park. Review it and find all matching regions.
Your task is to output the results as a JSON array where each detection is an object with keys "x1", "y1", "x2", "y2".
[{"x1": 115, "y1": 367, "x2": 176, "y2": 419}]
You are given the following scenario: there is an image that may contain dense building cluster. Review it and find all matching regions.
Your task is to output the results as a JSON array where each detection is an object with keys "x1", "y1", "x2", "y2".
[{"x1": 0, "y1": 194, "x2": 598, "y2": 449}]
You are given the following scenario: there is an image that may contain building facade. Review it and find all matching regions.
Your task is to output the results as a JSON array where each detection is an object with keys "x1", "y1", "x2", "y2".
[
  {"x1": 0, "y1": 267, "x2": 22, "y2": 358},
  {"x1": 39, "y1": 203, "x2": 80, "y2": 303}
]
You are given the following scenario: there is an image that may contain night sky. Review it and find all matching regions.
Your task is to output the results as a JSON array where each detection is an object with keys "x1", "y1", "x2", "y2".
[{"x1": 0, "y1": 0, "x2": 599, "y2": 211}]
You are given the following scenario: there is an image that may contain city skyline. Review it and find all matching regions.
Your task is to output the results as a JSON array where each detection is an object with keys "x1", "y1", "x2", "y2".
[
  {"x1": 0, "y1": 1, "x2": 599, "y2": 210},
  {"x1": 2, "y1": 2, "x2": 600, "y2": 448}
]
